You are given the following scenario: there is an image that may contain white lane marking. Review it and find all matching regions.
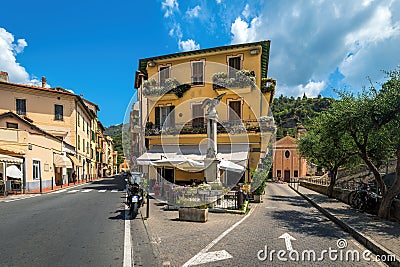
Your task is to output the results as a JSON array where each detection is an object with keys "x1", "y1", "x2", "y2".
[
  {"x1": 189, "y1": 250, "x2": 232, "y2": 266},
  {"x1": 182, "y1": 206, "x2": 256, "y2": 267},
  {"x1": 98, "y1": 190, "x2": 107, "y2": 193},
  {"x1": 111, "y1": 189, "x2": 119, "y2": 193},
  {"x1": 67, "y1": 189, "x2": 80, "y2": 193},
  {"x1": 81, "y1": 189, "x2": 93, "y2": 193},
  {"x1": 123, "y1": 200, "x2": 133, "y2": 267}
]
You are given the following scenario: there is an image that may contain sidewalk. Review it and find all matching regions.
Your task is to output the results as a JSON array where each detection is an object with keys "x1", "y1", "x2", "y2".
[
  {"x1": 0, "y1": 177, "x2": 105, "y2": 198},
  {"x1": 140, "y1": 197, "x2": 249, "y2": 266},
  {"x1": 290, "y1": 183, "x2": 400, "y2": 267}
]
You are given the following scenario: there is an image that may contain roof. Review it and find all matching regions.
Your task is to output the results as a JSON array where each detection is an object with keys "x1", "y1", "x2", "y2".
[
  {"x1": 0, "y1": 112, "x2": 63, "y2": 143},
  {"x1": 136, "y1": 40, "x2": 271, "y2": 84},
  {"x1": 0, "y1": 80, "x2": 97, "y2": 120}
]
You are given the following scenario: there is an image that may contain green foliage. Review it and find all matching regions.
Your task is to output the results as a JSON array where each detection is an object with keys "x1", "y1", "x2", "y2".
[
  {"x1": 104, "y1": 124, "x2": 124, "y2": 165},
  {"x1": 272, "y1": 95, "x2": 334, "y2": 139}
]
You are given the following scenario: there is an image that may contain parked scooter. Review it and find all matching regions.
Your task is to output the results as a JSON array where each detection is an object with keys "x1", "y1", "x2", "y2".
[{"x1": 125, "y1": 173, "x2": 143, "y2": 219}]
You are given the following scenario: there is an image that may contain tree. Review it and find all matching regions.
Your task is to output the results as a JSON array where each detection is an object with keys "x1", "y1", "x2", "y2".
[
  {"x1": 298, "y1": 114, "x2": 357, "y2": 197},
  {"x1": 323, "y1": 69, "x2": 400, "y2": 219}
]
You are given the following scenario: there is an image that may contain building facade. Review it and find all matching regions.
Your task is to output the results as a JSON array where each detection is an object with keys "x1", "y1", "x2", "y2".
[
  {"x1": 0, "y1": 72, "x2": 113, "y2": 192},
  {"x1": 272, "y1": 127, "x2": 307, "y2": 182},
  {"x1": 134, "y1": 41, "x2": 276, "y2": 188}
]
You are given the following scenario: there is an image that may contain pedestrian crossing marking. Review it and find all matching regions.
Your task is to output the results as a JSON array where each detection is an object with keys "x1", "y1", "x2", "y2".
[
  {"x1": 98, "y1": 190, "x2": 107, "y2": 192},
  {"x1": 81, "y1": 189, "x2": 93, "y2": 193},
  {"x1": 67, "y1": 189, "x2": 80, "y2": 193}
]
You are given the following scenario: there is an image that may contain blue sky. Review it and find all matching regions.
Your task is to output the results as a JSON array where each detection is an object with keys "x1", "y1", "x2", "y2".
[{"x1": 1, "y1": 0, "x2": 399, "y2": 126}]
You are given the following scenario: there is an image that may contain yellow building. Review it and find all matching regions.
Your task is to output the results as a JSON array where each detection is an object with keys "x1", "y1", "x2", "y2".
[
  {"x1": 0, "y1": 72, "x2": 112, "y2": 191},
  {"x1": 134, "y1": 41, "x2": 276, "y2": 187}
]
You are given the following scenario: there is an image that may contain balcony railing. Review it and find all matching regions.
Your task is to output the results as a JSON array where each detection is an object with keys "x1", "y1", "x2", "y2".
[
  {"x1": 145, "y1": 118, "x2": 275, "y2": 136},
  {"x1": 212, "y1": 70, "x2": 256, "y2": 90},
  {"x1": 142, "y1": 78, "x2": 191, "y2": 98}
]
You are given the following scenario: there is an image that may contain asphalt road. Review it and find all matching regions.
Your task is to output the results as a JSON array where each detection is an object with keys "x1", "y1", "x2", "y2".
[{"x1": 0, "y1": 176, "x2": 155, "y2": 267}]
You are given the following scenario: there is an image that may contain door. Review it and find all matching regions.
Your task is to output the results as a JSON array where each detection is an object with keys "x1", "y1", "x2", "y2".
[{"x1": 284, "y1": 170, "x2": 290, "y2": 182}]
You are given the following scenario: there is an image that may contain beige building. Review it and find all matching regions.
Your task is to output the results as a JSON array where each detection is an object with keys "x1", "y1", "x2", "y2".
[
  {"x1": 0, "y1": 72, "x2": 113, "y2": 192},
  {"x1": 272, "y1": 127, "x2": 307, "y2": 182},
  {"x1": 0, "y1": 112, "x2": 67, "y2": 191}
]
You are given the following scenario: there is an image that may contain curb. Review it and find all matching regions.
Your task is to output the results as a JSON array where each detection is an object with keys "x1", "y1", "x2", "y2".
[
  {"x1": 289, "y1": 184, "x2": 400, "y2": 267},
  {"x1": 139, "y1": 206, "x2": 164, "y2": 266}
]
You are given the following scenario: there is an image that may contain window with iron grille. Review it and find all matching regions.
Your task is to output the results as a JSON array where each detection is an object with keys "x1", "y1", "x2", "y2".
[
  {"x1": 192, "y1": 61, "x2": 204, "y2": 85},
  {"x1": 55, "y1": 104, "x2": 63, "y2": 120},
  {"x1": 16, "y1": 99, "x2": 26, "y2": 115}
]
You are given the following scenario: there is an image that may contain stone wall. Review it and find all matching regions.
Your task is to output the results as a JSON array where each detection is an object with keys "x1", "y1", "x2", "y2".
[{"x1": 300, "y1": 182, "x2": 400, "y2": 221}]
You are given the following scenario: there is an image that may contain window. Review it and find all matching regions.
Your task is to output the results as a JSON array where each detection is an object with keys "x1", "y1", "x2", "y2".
[
  {"x1": 228, "y1": 56, "x2": 242, "y2": 78},
  {"x1": 277, "y1": 170, "x2": 282, "y2": 178},
  {"x1": 16, "y1": 99, "x2": 26, "y2": 115},
  {"x1": 83, "y1": 120, "x2": 85, "y2": 132},
  {"x1": 285, "y1": 150, "x2": 291, "y2": 159},
  {"x1": 87, "y1": 143, "x2": 89, "y2": 154},
  {"x1": 228, "y1": 100, "x2": 242, "y2": 122},
  {"x1": 159, "y1": 66, "x2": 170, "y2": 86},
  {"x1": 294, "y1": 170, "x2": 299, "y2": 177},
  {"x1": 78, "y1": 113, "x2": 80, "y2": 127},
  {"x1": 192, "y1": 104, "x2": 204, "y2": 128},
  {"x1": 78, "y1": 135, "x2": 81, "y2": 150},
  {"x1": 191, "y1": 61, "x2": 204, "y2": 85},
  {"x1": 83, "y1": 139, "x2": 85, "y2": 152},
  {"x1": 155, "y1": 106, "x2": 175, "y2": 129},
  {"x1": 6, "y1": 122, "x2": 18, "y2": 129},
  {"x1": 55, "y1": 104, "x2": 63, "y2": 120},
  {"x1": 33, "y1": 160, "x2": 41, "y2": 180}
]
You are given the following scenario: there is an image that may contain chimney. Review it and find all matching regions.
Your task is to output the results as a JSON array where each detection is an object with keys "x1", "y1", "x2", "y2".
[
  {"x1": 0, "y1": 71, "x2": 9, "y2": 82},
  {"x1": 41, "y1": 76, "x2": 47, "y2": 87}
]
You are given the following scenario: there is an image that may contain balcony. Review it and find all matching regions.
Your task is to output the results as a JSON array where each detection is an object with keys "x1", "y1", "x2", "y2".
[
  {"x1": 142, "y1": 78, "x2": 191, "y2": 101},
  {"x1": 212, "y1": 70, "x2": 256, "y2": 94},
  {"x1": 145, "y1": 118, "x2": 275, "y2": 136}
]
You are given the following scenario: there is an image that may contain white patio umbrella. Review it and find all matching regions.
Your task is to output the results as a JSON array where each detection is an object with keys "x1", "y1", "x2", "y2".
[
  {"x1": 6, "y1": 165, "x2": 23, "y2": 179},
  {"x1": 219, "y1": 160, "x2": 245, "y2": 173}
]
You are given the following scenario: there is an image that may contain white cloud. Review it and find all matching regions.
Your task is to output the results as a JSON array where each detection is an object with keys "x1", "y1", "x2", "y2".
[
  {"x1": 186, "y1": 5, "x2": 201, "y2": 18},
  {"x1": 0, "y1": 27, "x2": 29, "y2": 83},
  {"x1": 242, "y1": 4, "x2": 251, "y2": 19},
  {"x1": 169, "y1": 23, "x2": 182, "y2": 39},
  {"x1": 230, "y1": 17, "x2": 261, "y2": 44},
  {"x1": 216, "y1": 0, "x2": 222, "y2": 4},
  {"x1": 178, "y1": 39, "x2": 200, "y2": 51},
  {"x1": 229, "y1": 0, "x2": 400, "y2": 96},
  {"x1": 162, "y1": 0, "x2": 179, "y2": 18}
]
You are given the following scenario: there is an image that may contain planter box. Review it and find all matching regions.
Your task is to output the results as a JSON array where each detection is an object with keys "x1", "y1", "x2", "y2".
[{"x1": 179, "y1": 207, "x2": 208, "y2": 222}]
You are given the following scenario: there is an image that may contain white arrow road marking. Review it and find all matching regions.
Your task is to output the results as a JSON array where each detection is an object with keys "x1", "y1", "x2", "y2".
[
  {"x1": 67, "y1": 189, "x2": 80, "y2": 193},
  {"x1": 111, "y1": 189, "x2": 119, "y2": 193},
  {"x1": 81, "y1": 189, "x2": 93, "y2": 193},
  {"x1": 188, "y1": 250, "x2": 233, "y2": 266},
  {"x1": 279, "y1": 233, "x2": 296, "y2": 251},
  {"x1": 98, "y1": 189, "x2": 107, "y2": 193},
  {"x1": 182, "y1": 204, "x2": 258, "y2": 267}
]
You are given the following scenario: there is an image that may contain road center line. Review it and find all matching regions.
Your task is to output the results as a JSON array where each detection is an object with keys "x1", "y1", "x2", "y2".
[
  {"x1": 123, "y1": 197, "x2": 133, "y2": 267},
  {"x1": 182, "y1": 205, "x2": 257, "y2": 267}
]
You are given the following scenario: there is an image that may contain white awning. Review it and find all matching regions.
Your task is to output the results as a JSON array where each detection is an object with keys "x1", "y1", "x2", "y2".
[
  {"x1": 0, "y1": 154, "x2": 23, "y2": 164},
  {"x1": 137, "y1": 144, "x2": 249, "y2": 168},
  {"x1": 219, "y1": 160, "x2": 245, "y2": 173},
  {"x1": 6, "y1": 165, "x2": 23, "y2": 178},
  {"x1": 54, "y1": 154, "x2": 73, "y2": 168}
]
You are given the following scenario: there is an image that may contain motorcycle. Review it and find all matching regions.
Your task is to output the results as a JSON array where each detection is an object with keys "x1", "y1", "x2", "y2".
[
  {"x1": 126, "y1": 179, "x2": 143, "y2": 219},
  {"x1": 350, "y1": 181, "x2": 378, "y2": 212}
]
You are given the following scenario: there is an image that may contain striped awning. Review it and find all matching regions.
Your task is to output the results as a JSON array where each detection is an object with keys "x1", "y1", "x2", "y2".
[
  {"x1": 0, "y1": 154, "x2": 23, "y2": 164},
  {"x1": 54, "y1": 154, "x2": 73, "y2": 168}
]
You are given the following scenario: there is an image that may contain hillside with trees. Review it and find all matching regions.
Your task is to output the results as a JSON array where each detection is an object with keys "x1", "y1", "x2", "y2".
[
  {"x1": 105, "y1": 124, "x2": 124, "y2": 165},
  {"x1": 271, "y1": 94, "x2": 334, "y2": 139}
]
